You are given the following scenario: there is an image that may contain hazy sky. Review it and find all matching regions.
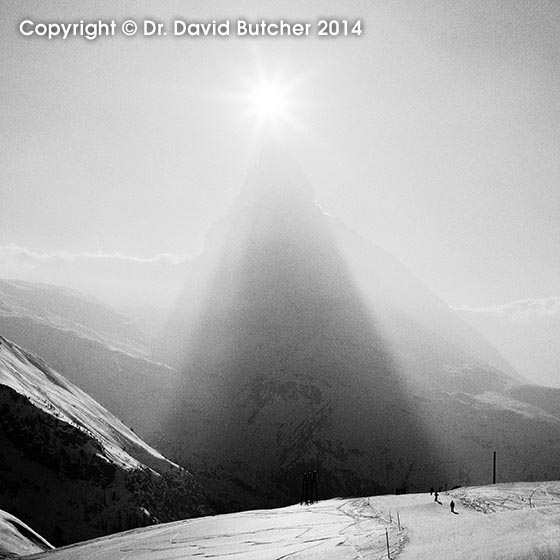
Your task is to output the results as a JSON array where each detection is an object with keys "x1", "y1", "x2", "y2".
[{"x1": 1, "y1": 0, "x2": 559, "y2": 307}]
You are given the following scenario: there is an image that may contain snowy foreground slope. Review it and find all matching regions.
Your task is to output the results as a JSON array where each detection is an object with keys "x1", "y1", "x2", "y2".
[
  {"x1": 0, "y1": 508, "x2": 53, "y2": 558},
  {"x1": 26, "y1": 481, "x2": 560, "y2": 560}
]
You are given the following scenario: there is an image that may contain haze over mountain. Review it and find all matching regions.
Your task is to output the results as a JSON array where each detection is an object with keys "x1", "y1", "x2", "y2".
[
  {"x1": 0, "y1": 279, "x2": 181, "y2": 439},
  {"x1": 2, "y1": 145, "x2": 559, "y2": 521},
  {"x1": 0, "y1": 335, "x2": 210, "y2": 547},
  {"x1": 0, "y1": 278, "x2": 150, "y2": 356},
  {"x1": 457, "y1": 298, "x2": 560, "y2": 388},
  {"x1": 0, "y1": 248, "x2": 185, "y2": 339},
  {"x1": 2, "y1": 144, "x2": 559, "y2": 529},
  {"x1": 151, "y1": 145, "x2": 560, "y2": 510}
]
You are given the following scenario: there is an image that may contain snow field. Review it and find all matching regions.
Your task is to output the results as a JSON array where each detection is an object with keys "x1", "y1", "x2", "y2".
[{"x1": 26, "y1": 482, "x2": 560, "y2": 559}]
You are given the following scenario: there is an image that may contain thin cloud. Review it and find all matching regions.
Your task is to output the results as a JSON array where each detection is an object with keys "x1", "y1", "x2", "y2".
[
  {"x1": 0, "y1": 245, "x2": 190, "y2": 314},
  {"x1": 0, "y1": 244, "x2": 190, "y2": 268},
  {"x1": 455, "y1": 297, "x2": 560, "y2": 323}
]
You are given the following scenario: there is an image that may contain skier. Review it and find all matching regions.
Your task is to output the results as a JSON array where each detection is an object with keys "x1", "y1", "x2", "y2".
[{"x1": 450, "y1": 500, "x2": 455, "y2": 513}]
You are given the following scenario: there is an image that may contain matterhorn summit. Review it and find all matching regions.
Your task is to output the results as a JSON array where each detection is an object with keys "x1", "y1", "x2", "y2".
[{"x1": 153, "y1": 145, "x2": 560, "y2": 511}]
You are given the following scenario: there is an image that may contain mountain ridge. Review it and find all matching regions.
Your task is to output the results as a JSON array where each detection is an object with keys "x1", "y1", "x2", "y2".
[{"x1": 0, "y1": 335, "x2": 210, "y2": 546}]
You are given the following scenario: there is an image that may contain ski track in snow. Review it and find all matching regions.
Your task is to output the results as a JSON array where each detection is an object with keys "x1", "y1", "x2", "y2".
[
  {"x1": 25, "y1": 482, "x2": 560, "y2": 560},
  {"x1": 25, "y1": 499, "x2": 395, "y2": 560}
]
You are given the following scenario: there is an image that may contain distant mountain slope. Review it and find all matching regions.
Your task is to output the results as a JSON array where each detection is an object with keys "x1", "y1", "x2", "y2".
[
  {"x1": 0, "y1": 279, "x2": 180, "y2": 439},
  {"x1": 0, "y1": 336, "x2": 210, "y2": 547},
  {"x1": 0, "y1": 248, "x2": 186, "y2": 338},
  {"x1": 457, "y1": 299, "x2": 560, "y2": 387},
  {"x1": 328, "y1": 217, "x2": 525, "y2": 384},
  {"x1": 508, "y1": 384, "x2": 560, "y2": 416},
  {"x1": 0, "y1": 508, "x2": 53, "y2": 558},
  {"x1": 0, "y1": 279, "x2": 149, "y2": 356}
]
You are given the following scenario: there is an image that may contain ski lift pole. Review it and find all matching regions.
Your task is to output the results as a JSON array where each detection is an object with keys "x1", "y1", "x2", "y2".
[{"x1": 385, "y1": 528, "x2": 391, "y2": 559}]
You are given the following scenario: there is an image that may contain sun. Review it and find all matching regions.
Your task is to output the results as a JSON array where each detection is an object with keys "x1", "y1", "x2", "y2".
[
  {"x1": 233, "y1": 71, "x2": 303, "y2": 136},
  {"x1": 227, "y1": 66, "x2": 308, "y2": 144},
  {"x1": 249, "y1": 83, "x2": 289, "y2": 122}
]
